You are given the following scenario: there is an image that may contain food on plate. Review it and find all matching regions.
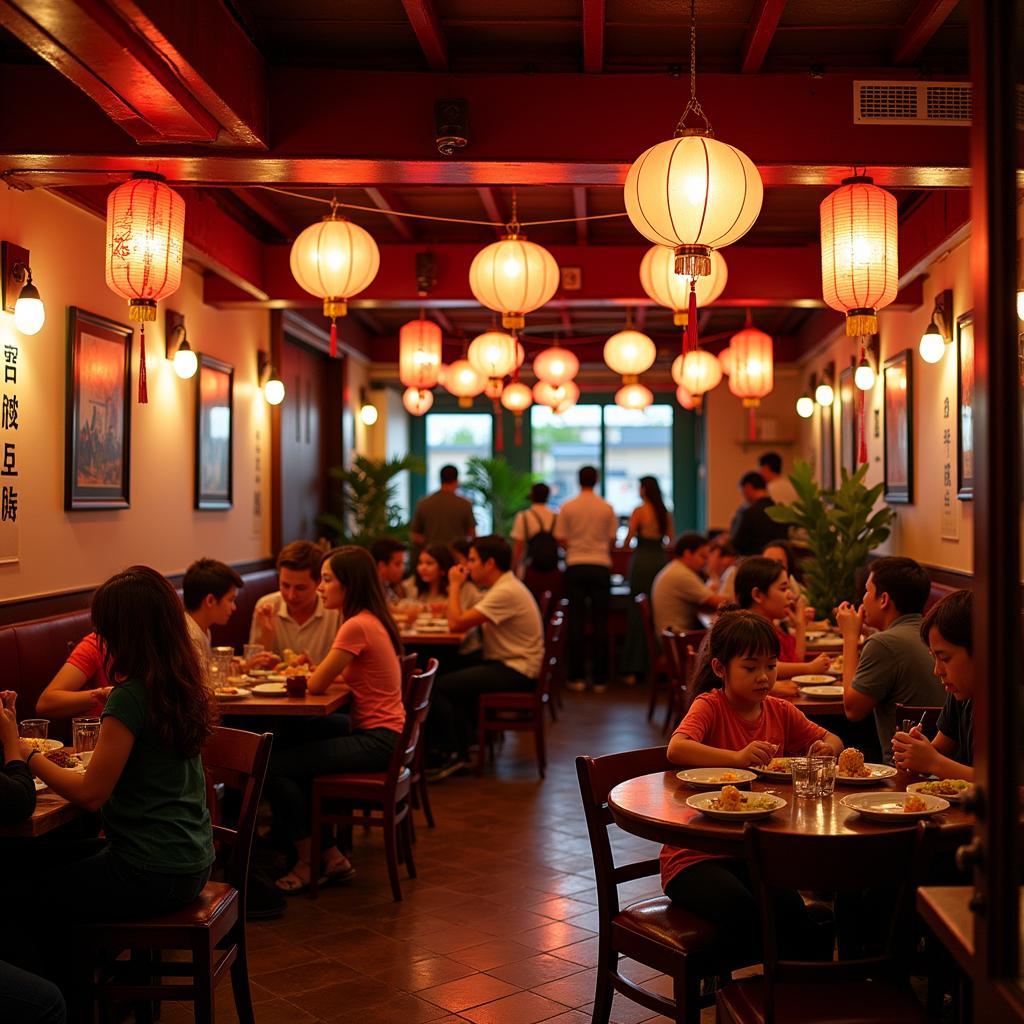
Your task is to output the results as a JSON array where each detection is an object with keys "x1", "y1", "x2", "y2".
[
  {"x1": 707, "y1": 785, "x2": 777, "y2": 812},
  {"x1": 830, "y1": 654, "x2": 844, "y2": 672},
  {"x1": 214, "y1": 686, "x2": 244, "y2": 697},
  {"x1": 705, "y1": 772, "x2": 739, "y2": 784},
  {"x1": 837, "y1": 748, "x2": 871, "y2": 778},
  {"x1": 281, "y1": 665, "x2": 311, "y2": 677},
  {"x1": 764, "y1": 757, "x2": 792, "y2": 773},
  {"x1": 45, "y1": 749, "x2": 82, "y2": 769},
  {"x1": 21, "y1": 738, "x2": 54, "y2": 752},
  {"x1": 903, "y1": 794, "x2": 928, "y2": 813},
  {"x1": 916, "y1": 779, "x2": 971, "y2": 797},
  {"x1": 714, "y1": 785, "x2": 743, "y2": 811}
]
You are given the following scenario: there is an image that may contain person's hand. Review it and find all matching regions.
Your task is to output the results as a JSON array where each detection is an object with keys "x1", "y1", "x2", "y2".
[
  {"x1": 92, "y1": 686, "x2": 112, "y2": 706},
  {"x1": 249, "y1": 651, "x2": 279, "y2": 670},
  {"x1": 736, "y1": 740, "x2": 777, "y2": 767},
  {"x1": 294, "y1": 652, "x2": 312, "y2": 666},
  {"x1": 807, "y1": 739, "x2": 834, "y2": 758},
  {"x1": 0, "y1": 693, "x2": 19, "y2": 753},
  {"x1": 786, "y1": 593, "x2": 808, "y2": 628},
  {"x1": 806, "y1": 653, "x2": 831, "y2": 674},
  {"x1": 448, "y1": 564, "x2": 469, "y2": 587},
  {"x1": 255, "y1": 603, "x2": 276, "y2": 630},
  {"x1": 835, "y1": 602, "x2": 863, "y2": 639},
  {"x1": 892, "y1": 727, "x2": 935, "y2": 775}
]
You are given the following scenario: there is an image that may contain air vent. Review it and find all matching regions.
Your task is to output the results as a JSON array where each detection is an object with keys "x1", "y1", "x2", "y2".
[{"x1": 854, "y1": 81, "x2": 972, "y2": 126}]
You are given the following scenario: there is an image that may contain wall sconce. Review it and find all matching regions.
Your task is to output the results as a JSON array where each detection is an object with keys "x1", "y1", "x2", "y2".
[
  {"x1": 815, "y1": 364, "x2": 835, "y2": 407},
  {"x1": 257, "y1": 350, "x2": 285, "y2": 405},
  {"x1": 854, "y1": 336, "x2": 880, "y2": 391},
  {"x1": 918, "y1": 288, "x2": 953, "y2": 364},
  {"x1": 796, "y1": 375, "x2": 815, "y2": 419},
  {"x1": 1, "y1": 241, "x2": 45, "y2": 336},
  {"x1": 165, "y1": 309, "x2": 198, "y2": 379},
  {"x1": 359, "y1": 388, "x2": 379, "y2": 426}
]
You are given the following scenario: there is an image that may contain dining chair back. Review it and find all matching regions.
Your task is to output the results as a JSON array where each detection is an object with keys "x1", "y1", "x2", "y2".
[
  {"x1": 663, "y1": 629, "x2": 706, "y2": 733},
  {"x1": 545, "y1": 600, "x2": 568, "y2": 719},
  {"x1": 74, "y1": 727, "x2": 274, "y2": 1024},
  {"x1": 406, "y1": 655, "x2": 439, "y2": 830},
  {"x1": 575, "y1": 747, "x2": 731, "y2": 1024},
  {"x1": 894, "y1": 703, "x2": 943, "y2": 740},
  {"x1": 309, "y1": 660, "x2": 438, "y2": 902},
  {"x1": 399, "y1": 651, "x2": 419, "y2": 702}
]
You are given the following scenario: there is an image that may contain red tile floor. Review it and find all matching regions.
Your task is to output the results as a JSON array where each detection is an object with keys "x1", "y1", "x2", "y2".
[{"x1": 164, "y1": 687, "x2": 708, "y2": 1024}]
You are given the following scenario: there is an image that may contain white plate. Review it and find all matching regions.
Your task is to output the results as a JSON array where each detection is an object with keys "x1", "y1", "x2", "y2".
[
  {"x1": 906, "y1": 780, "x2": 973, "y2": 803},
  {"x1": 793, "y1": 675, "x2": 836, "y2": 686},
  {"x1": 76, "y1": 750, "x2": 93, "y2": 767},
  {"x1": 836, "y1": 763, "x2": 898, "y2": 785},
  {"x1": 752, "y1": 760, "x2": 795, "y2": 780},
  {"x1": 33, "y1": 777, "x2": 46, "y2": 791},
  {"x1": 251, "y1": 683, "x2": 288, "y2": 697},
  {"x1": 20, "y1": 738, "x2": 62, "y2": 753},
  {"x1": 685, "y1": 791, "x2": 787, "y2": 821},
  {"x1": 807, "y1": 636, "x2": 844, "y2": 648},
  {"x1": 214, "y1": 688, "x2": 250, "y2": 701},
  {"x1": 248, "y1": 669, "x2": 272, "y2": 678},
  {"x1": 799, "y1": 685, "x2": 845, "y2": 699},
  {"x1": 675, "y1": 767, "x2": 756, "y2": 788},
  {"x1": 840, "y1": 791, "x2": 950, "y2": 821}
]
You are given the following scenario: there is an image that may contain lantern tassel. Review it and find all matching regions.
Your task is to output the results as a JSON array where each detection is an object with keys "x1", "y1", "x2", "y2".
[
  {"x1": 514, "y1": 413, "x2": 523, "y2": 447},
  {"x1": 493, "y1": 400, "x2": 504, "y2": 452},
  {"x1": 138, "y1": 325, "x2": 148, "y2": 404},
  {"x1": 329, "y1": 320, "x2": 338, "y2": 358},
  {"x1": 857, "y1": 387, "x2": 868, "y2": 464},
  {"x1": 687, "y1": 280, "x2": 699, "y2": 354}
]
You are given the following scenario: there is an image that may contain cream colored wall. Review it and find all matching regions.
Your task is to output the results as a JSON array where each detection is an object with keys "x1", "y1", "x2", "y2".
[
  {"x1": 797, "y1": 235, "x2": 972, "y2": 573},
  {"x1": 0, "y1": 188, "x2": 272, "y2": 600},
  {"x1": 704, "y1": 366, "x2": 804, "y2": 530}
]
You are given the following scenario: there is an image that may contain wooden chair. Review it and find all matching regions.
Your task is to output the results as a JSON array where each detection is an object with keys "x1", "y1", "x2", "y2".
[
  {"x1": 663, "y1": 629, "x2": 706, "y2": 734},
  {"x1": 399, "y1": 651, "x2": 419, "y2": 702},
  {"x1": 406, "y1": 656, "x2": 438, "y2": 831},
  {"x1": 894, "y1": 703, "x2": 943, "y2": 740},
  {"x1": 636, "y1": 594, "x2": 670, "y2": 721},
  {"x1": 575, "y1": 747, "x2": 735, "y2": 1024},
  {"x1": 75, "y1": 727, "x2": 273, "y2": 1024},
  {"x1": 309, "y1": 660, "x2": 437, "y2": 902},
  {"x1": 716, "y1": 823, "x2": 933, "y2": 1024},
  {"x1": 477, "y1": 610, "x2": 563, "y2": 779},
  {"x1": 546, "y1": 599, "x2": 568, "y2": 720}
]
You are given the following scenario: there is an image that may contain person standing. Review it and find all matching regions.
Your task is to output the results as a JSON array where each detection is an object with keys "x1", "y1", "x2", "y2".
[
  {"x1": 410, "y1": 465, "x2": 476, "y2": 550},
  {"x1": 620, "y1": 476, "x2": 673, "y2": 684},
  {"x1": 757, "y1": 451, "x2": 798, "y2": 506},
  {"x1": 557, "y1": 466, "x2": 618, "y2": 694},
  {"x1": 729, "y1": 472, "x2": 788, "y2": 556},
  {"x1": 510, "y1": 482, "x2": 562, "y2": 608}
]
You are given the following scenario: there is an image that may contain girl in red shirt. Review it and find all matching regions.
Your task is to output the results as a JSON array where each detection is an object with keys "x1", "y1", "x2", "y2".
[{"x1": 662, "y1": 611, "x2": 842, "y2": 962}]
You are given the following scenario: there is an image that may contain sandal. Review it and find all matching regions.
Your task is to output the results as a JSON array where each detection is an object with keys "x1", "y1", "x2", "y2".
[
  {"x1": 320, "y1": 853, "x2": 356, "y2": 885},
  {"x1": 275, "y1": 860, "x2": 313, "y2": 894}
]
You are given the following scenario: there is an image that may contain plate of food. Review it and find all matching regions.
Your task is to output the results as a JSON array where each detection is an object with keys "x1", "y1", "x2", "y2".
[
  {"x1": 907, "y1": 779, "x2": 973, "y2": 802},
  {"x1": 45, "y1": 749, "x2": 84, "y2": 771},
  {"x1": 752, "y1": 756, "x2": 794, "y2": 780},
  {"x1": 214, "y1": 685, "x2": 250, "y2": 701},
  {"x1": 827, "y1": 655, "x2": 844, "y2": 676},
  {"x1": 21, "y1": 738, "x2": 62, "y2": 754},
  {"x1": 686, "y1": 786, "x2": 787, "y2": 821},
  {"x1": 835, "y1": 748, "x2": 898, "y2": 785},
  {"x1": 675, "y1": 767, "x2": 756, "y2": 789},
  {"x1": 248, "y1": 668, "x2": 272, "y2": 678},
  {"x1": 793, "y1": 675, "x2": 836, "y2": 686},
  {"x1": 806, "y1": 635, "x2": 844, "y2": 648},
  {"x1": 840, "y1": 791, "x2": 950, "y2": 822},
  {"x1": 798, "y1": 684, "x2": 845, "y2": 699},
  {"x1": 33, "y1": 778, "x2": 47, "y2": 791},
  {"x1": 251, "y1": 682, "x2": 288, "y2": 697}
]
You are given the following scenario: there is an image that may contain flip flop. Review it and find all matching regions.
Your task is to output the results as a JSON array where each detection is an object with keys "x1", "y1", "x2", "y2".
[
  {"x1": 274, "y1": 871, "x2": 308, "y2": 894},
  {"x1": 320, "y1": 859, "x2": 357, "y2": 886}
]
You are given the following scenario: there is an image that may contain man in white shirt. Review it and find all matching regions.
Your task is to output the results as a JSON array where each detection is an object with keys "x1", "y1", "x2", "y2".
[
  {"x1": 427, "y1": 535, "x2": 545, "y2": 776},
  {"x1": 183, "y1": 558, "x2": 244, "y2": 667},
  {"x1": 556, "y1": 466, "x2": 619, "y2": 693},
  {"x1": 510, "y1": 482, "x2": 558, "y2": 573},
  {"x1": 652, "y1": 533, "x2": 728, "y2": 635},
  {"x1": 249, "y1": 541, "x2": 340, "y2": 664},
  {"x1": 758, "y1": 451, "x2": 799, "y2": 506}
]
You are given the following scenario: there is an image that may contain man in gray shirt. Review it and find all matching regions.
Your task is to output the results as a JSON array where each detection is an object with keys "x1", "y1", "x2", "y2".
[
  {"x1": 836, "y1": 556, "x2": 945, "y2": 762},
  {"x1": 410, "y1": 465, "x2": 477, "y2": 549}
]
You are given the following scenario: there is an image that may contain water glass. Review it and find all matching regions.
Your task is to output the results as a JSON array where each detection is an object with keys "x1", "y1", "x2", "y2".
[
  {"x1": 814, "y1": 756, "x2": 837, "y2": 796},
  {"x1": 72, "y1": 717, "x2": 101, "y2": 754},
  {"x1": 790, "y1": 757, "x2": 818, "y2": 798},
  {"x1": 18, "y1": 718, "x2": 49, "y2": 740},
  {"x1": 243, "y1": 643, "x2": 264, "y2": 664}
]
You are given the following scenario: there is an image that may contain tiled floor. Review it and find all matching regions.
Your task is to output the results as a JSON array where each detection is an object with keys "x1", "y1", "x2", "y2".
[{"x1": 163, "y1": 686, "x2": 706, "y2": 1024}]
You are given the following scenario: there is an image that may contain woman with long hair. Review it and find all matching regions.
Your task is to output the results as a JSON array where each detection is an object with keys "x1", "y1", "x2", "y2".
[
  {"x1": 621, "y1": 476, "x2": 674, "y2": 684},
  {"x1": 402, "y1": 544, "x2": 482, "y2": 660},
  {"x1": 24, "y1": 566, "x2": 215, "y2": 921},
  {"x1": 268, "y1": 546, "x2": 406, "y2": 893}
]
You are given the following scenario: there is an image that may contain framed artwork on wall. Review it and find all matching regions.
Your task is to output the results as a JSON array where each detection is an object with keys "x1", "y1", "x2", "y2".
[
  {"x1": 64, "y1": 307, "x2": 132, "y2": 510},
  {"x1": 819, "y1": 400, "x2": 835, "y2": 491},
  {"x1": 883, "y1": 349, "x2": 913, "y2": 504},
  {"x1": 956, "y1": 311, "x2": 974, "y2": 499},
  {"x1": 838, "y1": 365, "x2": 857, "y2": 477},
  {"x1": 195, "y1": 354, "x2": 233, "y2": 510}
]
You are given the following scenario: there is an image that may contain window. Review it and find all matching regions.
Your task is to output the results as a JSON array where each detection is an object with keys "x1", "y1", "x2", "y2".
[
  {"x1": 424, "y1": 412, "x2": 493, "y2": 534},
  {"x1": 530, "y1": 405, "x2": 601, "y2": 510}
]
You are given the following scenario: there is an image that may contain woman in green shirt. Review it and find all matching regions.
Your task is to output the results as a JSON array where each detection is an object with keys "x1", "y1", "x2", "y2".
[{"x1": 24, "y1": 566, "x2": 215, "y2": 921}]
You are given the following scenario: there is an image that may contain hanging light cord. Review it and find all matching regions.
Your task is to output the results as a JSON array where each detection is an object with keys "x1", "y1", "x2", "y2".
[{"x1": 674, "y1": 0, "x2": 711, "y2": 136}]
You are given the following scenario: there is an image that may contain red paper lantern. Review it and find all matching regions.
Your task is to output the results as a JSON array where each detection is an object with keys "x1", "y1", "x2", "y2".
[
  {"x1": 399, "y1": 318, "x2": 443, "y2": 390},
  {"x1": 728, "y1": 327, "x2": 774, "y2": 405}
]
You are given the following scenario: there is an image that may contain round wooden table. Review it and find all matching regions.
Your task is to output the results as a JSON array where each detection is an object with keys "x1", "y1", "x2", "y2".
[{"x1": 607, "y1": 771, "x2": 974, "y2": 856}]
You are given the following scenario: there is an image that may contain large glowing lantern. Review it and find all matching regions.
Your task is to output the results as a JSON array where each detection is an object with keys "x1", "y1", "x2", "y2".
[
  {"x1": 616, "y1": 383, "x2": 654, "y2": 410},
  {"x1": 398, "y1": 318, "x2": 442, "y2": 390},
  {"x1": 403, "y1": 387, "x2": 434, "y2": 415},
  {"x1": 553, "y1": 381, "x2": 580, "y2": 414},
  {"x1": 290, "y1": 210, "x2": 380, "y2": 355},
  {"x1": 445, "y1": 359, "x2": 485, "y2": 408},
  {"x1": 671, "y1": 349, "x2": 722, "y2": 411},
  {"x1": 467, "y1": 330, "x2": 518, "y2": 380},
  {"x1": 676, "y1": 384, "x2": 697, "y2": 410},
  {"x1": 728, "y1": 326, "x2": 774, "y2": 404},
  {"x1": 468, "y1": 232, "x2": 559, "y2": 329},
  {"x1": 604, "y1": 330, "x2": 656, "y2": 377},
  {"x1": 533, "y1": 380, "x2": 579, "y2": 411},
  {"x1": 718, "y1": 346, "x2": 735, "y2": 376},
  {"x1": 639, "y1": 246, "x2": 728, "y2": 325},
  {"x1": 820, "y1": 176, "x2": 898, "y2": 337},
  {"x1": 501, "y1": 381, "x2": 533, "y2": 414},
  {"x1": 532, "y1": 346, "x2": 579, "y2": 386},
  {"x1": 625, "y1": 135, "x2": 762, "y2": 278}
]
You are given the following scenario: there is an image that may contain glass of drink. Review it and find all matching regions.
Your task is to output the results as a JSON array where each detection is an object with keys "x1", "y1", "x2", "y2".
[
  {"x1": 790, "y1": 757, "x2": 817, "y2": 798},
  {"x1": 243, "y1": 643, "x2": 264, "y2": 664},
  {"x1": 285, "y1": 673, "x2": 308, "y2": 698},
  {"x1": 72, "y1": 717, "x2": 101, "y2": 754},
  {"x1": 812, "y1": 755, "x2": 837, "y2": 797},
  {"x1": 18, "y1": 719, "x2": 49, "y2": 740}
]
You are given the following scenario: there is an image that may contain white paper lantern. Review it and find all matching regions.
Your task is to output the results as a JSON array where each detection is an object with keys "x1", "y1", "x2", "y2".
[
  {"x1": 469, "y1": 234, "x2": 559, "y2": 329},
  {"x1": 639, "y1": 246, "x2": 728, "y2": 326}
]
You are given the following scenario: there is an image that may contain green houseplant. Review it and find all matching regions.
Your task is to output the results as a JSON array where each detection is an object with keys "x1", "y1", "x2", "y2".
[
  {"x1": 319, "y1": 453, "x2": 424, "y2": 547},
  {"x1": 460, "y1": 456, "x2": 534, "y2": 538},
  {"x1": 766, "y1": 459, "x2": 895, "y2": 618}
]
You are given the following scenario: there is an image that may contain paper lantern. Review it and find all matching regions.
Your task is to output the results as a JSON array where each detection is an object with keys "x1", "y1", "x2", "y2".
[
  {"x1": 403, "y1": 387, "x2": 433, "y2": 415},
  {"x1": 553, "y1": 382, "x2": 580, "y2": 415},
  {"x1": 533, "y1": 379, "x2": 579, "y2": 411},
  {"x1": 467, "y1": 330, "x2": 518, "y2": 380},
  {"x1": 820, "y1": 176, "x2": 898, "y2": 337},
  {"x1": 625, "y1": 135, "x2": 762, "y2": 278},
  {"x1": 616, "y1": 383, "x2": 653, "y2": 411},
  {"x1": 671, "y1": 349, "x2": 722, "y2": 411},
  {"x1": 501, "y1": 381, "x2": 533, "y2": 413},
  {"x1": 676, "y1": 384, "x2": 697, "y2": 410},
  {"x1": 468, "y1": 233, "x2": 559, "y2": 329},
  {"x1": 290, "y1": 211, "x2": 380, "y2": 355},
  {"x1": 445, "y1": 359, "x2": 485, "y2": 408},
  {"x1": 604, "y1": 330, "x2": 656, "y2": 377},
  {"x1": 718, "y1": 346, "x2": 735, "y2": 376},
  {"x1": 728, "y1": 327, "x2": 774, "y2": 405},
  {"x1": 399, "y1": 318, "x2": 442, "y2": 390},
  {"x1": 516, "y1": 341, "x2": 526, "y2": 368},
  {"x1": 484, "y1": 377, "x2": 505, "y2": 400},
  {"x1": 639, "y1": 246, "x2": 728, "y2": 326},
  {"x1": 532, "y1": 346, "x2": 579, "y2": 386}
]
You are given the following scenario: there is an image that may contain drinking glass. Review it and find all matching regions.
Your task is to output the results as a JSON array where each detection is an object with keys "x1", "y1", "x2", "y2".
[
  {"x1": 813, "y1": 755, "x2": 837, "y2": 796},
  {"x1": 790, "y1": 757, "x2": 817, "y2": 798},
  {"x1": 243, "y1": 643, "x2": 264, "y2": 664},
  {"x1": 18, "y1": 719, "x2": 49, "y2": 740},
  {"x1": 72, "y1": 717, "x2": 101, "y2": 754}
]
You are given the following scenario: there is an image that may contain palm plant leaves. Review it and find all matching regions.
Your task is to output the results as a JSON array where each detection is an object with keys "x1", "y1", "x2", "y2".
[{"x1": 460, "y1": 456, "x2": 534, "y2": 537}]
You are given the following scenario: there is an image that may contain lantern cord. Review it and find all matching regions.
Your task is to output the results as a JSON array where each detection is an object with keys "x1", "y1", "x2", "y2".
[
  {"x1": 138, "y1": 326, "x2": 149, "y2": 404},
  {"x1": 329, "y1": 319, "x2": 338, "y2": 359},
  {"x1": 675, "y1": 0, "x2": 711, "y2": 136}
]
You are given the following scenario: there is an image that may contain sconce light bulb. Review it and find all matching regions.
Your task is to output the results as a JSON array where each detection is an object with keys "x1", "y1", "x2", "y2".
[
  {"x1": 263, "y1": 377, "x2": 285, "y2": 406},
  {"x1": 854, "y1": 358, "x2": 876, "y2": 391},
  {"x1": 815, "y1": 382, "x2": 835, "y2": 407},
  {"x1": 1017, "y1": 290, "x2": 1024, "y2": 321},
  {"x1": 359, "y1": 403, "x2": 379, "y2": 426},
  {"x1": 796, "y1": 395, "x2": 815, "y2": 419},
  {"x1": 172, "y1": 343, "x2": 198, "y2": 380},
  {"x1": 918, "y1": 323, "x2": 946, "y2": 364},
  {"x1": 13, "y1": 281, "x2": 44, "y2": 336}
]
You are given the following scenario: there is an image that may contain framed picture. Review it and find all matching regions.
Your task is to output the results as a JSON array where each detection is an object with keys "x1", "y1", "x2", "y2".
[
  {"x1": 64, "y1": 308, "x2": 132, "y2": 510},
  {"x1": 883, "y1": 349, "x2": 914, "y2": 504},
  {"x1": 956, "y1": 311, "x2": 974, "y2": 499},
  {"x1": 819, "y1": 399, "x2": 835, "y2": 491},
  {"x1": 195, "y1": 355, "x2": 233, "y2": 509},
  {"x1": 838, "y1": 365, "x2": 857, "y2": 477}
]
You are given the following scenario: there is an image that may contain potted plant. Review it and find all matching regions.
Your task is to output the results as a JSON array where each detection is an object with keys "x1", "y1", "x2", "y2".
[
  {"x1": 766, "y1": 460, "x2": 895, "y2": 618},
  {"x1": 460, "y1": 456, "x2": 534, "y2": 538}
]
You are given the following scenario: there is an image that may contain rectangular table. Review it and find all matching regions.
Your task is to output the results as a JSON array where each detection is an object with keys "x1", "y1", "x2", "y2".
[
  {"x1": 217, "y1": 685, "x2": 350, "y2": 717},
  {"x1": 399, "y1": 631, "x2": 467, "y2": 647},
  {"x1": 0, "y1": 788, "x2": 80, "y2": 838}
]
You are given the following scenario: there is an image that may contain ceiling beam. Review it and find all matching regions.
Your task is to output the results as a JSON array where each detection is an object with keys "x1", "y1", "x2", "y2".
[
  {"x1": 364, "y1": 188, "x2": 416, "y2": 242},
  {"x1": 741, "y1": 0, "x2": 787, "y2": 74},
  {"x1": 582, "y1": 0, "x2": 605, "y2": 73},
  {"x1": 0, "y1": 0, "x2": 266, "y2": 146},
  {"x1": 400, "y1": 0, "x2": 449, "y2": 72},
  {"x1": 891, "y1": 0, "x2": 959, "y2": 66},
  {"x1": 573, "y1": 187, "x2": 589, "y2": 246},
  {"x1": 476, "y1": 187, "x2": 505, "y2": 238},
  {"x1": 229, "y1": 188, "x2": 295, "y2": 240},
  {"x1": 351, "y1": 309, "x2": 387, "y2": 335}
]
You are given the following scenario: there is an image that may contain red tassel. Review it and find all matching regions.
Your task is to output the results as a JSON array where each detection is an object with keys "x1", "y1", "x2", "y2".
[
  {"x1": 138, "y1": 325, "x2": 148, "y2": 404},
  {"x1": 687, "y1": 280, "x2": 698, "y2": 354},
  {"x1": 514, "y1": 414, "x2": 523, "y2": 447},
  {"x1": 329, "y1": 320, "x2": 338, "y2": 358},
  {"x1": 494, "y1": 400, "x2": 504, "y2": 452},
  {"x1": 857, "y1": 387, "x2": 868, "y2": 464},
  {"x1": 748, "y1": 406, "x2": 757, "y2": 441}
]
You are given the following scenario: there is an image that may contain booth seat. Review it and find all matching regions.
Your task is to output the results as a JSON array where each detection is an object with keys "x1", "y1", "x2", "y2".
[{"x1": 924, "y1": 581, "x2": 959, "y2": 612}]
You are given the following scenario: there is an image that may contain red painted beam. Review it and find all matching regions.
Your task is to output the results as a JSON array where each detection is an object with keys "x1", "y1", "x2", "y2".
[
  {"x1": 573, "y1": 187, "x2": 589, "y2": 246},
  {"x1": 741, "y1": 0, "x2": 787, "y2": 74},
  {"x1": 891, "y1": 0, "x2": 959, "y2": 66},
  {"x1": 0, "y1": 0, "x2": 266, "y2": 146},
  {"x1": 364, "y1": 188, "x2": 416, "y2": 242},
  {"x1": 400, "y1": 0, "x2": 449, "y2": 72},
  {"x1": 582, "y1": 0, "x2": 605, "y2": 73},
  {"x1": 229, "y1": 188, "x2": 295, "y2": 241}
]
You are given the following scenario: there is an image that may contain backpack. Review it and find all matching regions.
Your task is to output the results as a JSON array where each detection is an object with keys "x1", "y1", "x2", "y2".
[{"x1": 525, "y1": 509, "x2": 560, "y2": 572}]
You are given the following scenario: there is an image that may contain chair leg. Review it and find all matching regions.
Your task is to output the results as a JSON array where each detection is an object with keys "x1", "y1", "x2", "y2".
[
  {"x1": 418, "y1": 775, "x2": 436, "y2": 829},
  {"x1": 193, "y1": 936, "x2": 216, "y2": 1024},
  {"x1": 362, "y1": 807, "x2": 372, "y2": 833},
  {"x1": 674, "y1": 968, "x2": 702, "y2": 1024},
  {"x1": 476, "y1": 717, "x2": 488, "y2": 776},
  {"x1": 307, "y1": 791, "x2": 322, "y2": 900},
  {"x1": 402, "y1": 813, "x2": 417, "y2": 879},
  {"x1": 229, "y1": 920, "x2": 257, "y2": 1024},
  {"x1": 534, "y1": 718, "x2": 546, "y2": 780},
  {"x1": 647, "y1": 677, "x2": 660, "y2": 722},
  {"x1": 591, "y1": 952, "x2": 615, "y2": 1024},
  {"x1": 383, "y1": 807, "x2": 403, "y2": 902}
]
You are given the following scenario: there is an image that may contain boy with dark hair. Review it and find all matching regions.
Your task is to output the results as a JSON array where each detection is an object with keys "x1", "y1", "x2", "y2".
[
  {"x1": 371, "y1": 538, "x2": 407, "y2": 604},
  {"x1": 836, "y1": 556, "x2": 944, "y2": 761},
  {"x1": 183, "y1": 558, "x2": 243, "y2": 663}
]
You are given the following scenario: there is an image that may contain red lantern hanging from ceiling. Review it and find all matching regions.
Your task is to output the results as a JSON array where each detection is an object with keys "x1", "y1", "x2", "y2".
[
  {"x1": 728, "y1": 323, "x2": 774, "y2": 439},
  {"x1": 399, "y1": 318, "x2": 443, "y2": 391}
]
